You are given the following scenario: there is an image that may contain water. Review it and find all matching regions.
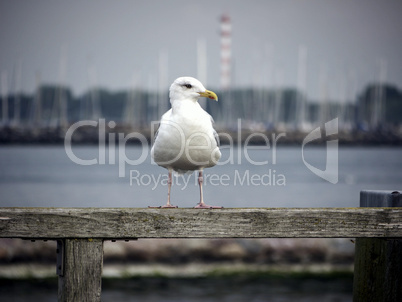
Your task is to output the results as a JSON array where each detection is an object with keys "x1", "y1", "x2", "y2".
[
  {"x1": 0, "y1": 277, "x2": 353, "y2": 302},
  {"x1": 0, "y1": 145, "x2": 401, "y2": 208}
]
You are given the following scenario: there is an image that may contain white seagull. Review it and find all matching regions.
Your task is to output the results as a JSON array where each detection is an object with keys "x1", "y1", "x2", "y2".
[{"x1": 150, "y1": 76, "x2": 222, "y2": 209}]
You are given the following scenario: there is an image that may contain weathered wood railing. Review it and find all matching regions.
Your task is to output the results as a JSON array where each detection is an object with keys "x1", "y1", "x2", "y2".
[{"x1": 0, "y1": 190, "x2": 401, "y2": 302}]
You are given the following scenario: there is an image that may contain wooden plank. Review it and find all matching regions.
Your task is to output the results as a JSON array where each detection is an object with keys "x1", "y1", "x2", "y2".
[
  {"x1": 354, "y1": 190, "x2": 402, "y2": 302},
  {"x1": 353, "y1": 238, "x2": 402, "y2": 302},
  {"x1": 58, "y1": 239, "x2": 103, "y2": 302},
  {"x1": 0, "y1": 207, "x2": 401, "y2": 239}
]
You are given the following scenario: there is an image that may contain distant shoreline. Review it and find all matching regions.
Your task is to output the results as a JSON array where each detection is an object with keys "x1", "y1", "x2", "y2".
[
  {"x1": 0, "y1": 263, "x2": 353, "y2": 280},
  {"x1": 0, "y1": 126, "x2": 401, "y2": 146}
]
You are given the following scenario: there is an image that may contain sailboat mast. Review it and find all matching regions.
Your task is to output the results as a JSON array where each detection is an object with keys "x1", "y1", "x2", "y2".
[{"x1": 1, "y1": 71, "x2": 9, "y2": 126}]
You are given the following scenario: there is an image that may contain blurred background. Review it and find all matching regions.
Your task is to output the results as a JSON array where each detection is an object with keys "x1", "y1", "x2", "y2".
[
  {"x1": 1, "y1": 0, "x2": 401, "y2": 301},
  {"x1": 1, "y1": 0, "x2": 402, "y2": 137}
]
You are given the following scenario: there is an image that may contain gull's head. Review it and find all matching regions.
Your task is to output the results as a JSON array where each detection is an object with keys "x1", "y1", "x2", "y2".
[{"x1": 169, "y1": 76, "x2": 218, "y2": 103}]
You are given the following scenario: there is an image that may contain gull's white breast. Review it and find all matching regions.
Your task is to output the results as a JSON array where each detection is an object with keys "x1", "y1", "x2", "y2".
[{"x1": 151, "y1": 102, "x2": 221, "y2": 173}]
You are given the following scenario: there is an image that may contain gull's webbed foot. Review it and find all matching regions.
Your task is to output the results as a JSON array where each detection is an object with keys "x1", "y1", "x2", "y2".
[{"x1": 194, "y1": 202, "x2": 223, "y2": 209}]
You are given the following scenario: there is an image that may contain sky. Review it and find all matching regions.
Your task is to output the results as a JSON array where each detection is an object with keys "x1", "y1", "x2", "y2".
[{"x1": 1, "y1": 0, "x2": 402, "y2": 101}]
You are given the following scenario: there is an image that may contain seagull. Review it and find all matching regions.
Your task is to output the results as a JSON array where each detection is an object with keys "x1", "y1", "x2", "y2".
[{"x1": 150, "y1": 76, "x2": 222, "y2": 209}]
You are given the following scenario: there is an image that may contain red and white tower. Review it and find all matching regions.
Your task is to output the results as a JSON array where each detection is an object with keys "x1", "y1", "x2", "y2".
[{"x1": 220, "y1": 14, "x2": 232, "y2": 91}]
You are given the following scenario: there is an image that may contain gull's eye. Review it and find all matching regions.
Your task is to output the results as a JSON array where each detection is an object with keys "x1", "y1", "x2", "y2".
[{"x1": 184, "y1": 84, "x2": 192, "y2": 89}]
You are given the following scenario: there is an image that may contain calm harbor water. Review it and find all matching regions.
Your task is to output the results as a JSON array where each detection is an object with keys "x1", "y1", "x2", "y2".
[
  {"x1": 0, "y1": 276, "x2": 353, "y2": 302},
  {"x1": 0, "y1": 145, "x2": 401, "y2": 208}
]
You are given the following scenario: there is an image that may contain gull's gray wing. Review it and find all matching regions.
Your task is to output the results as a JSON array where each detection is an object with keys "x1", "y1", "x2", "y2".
[{"x1": 210, "y1": 116, "x2": 220, "y2": 147}]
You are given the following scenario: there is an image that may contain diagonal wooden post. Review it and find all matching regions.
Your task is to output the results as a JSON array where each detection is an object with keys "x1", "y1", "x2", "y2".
[
  {"x1": 58, "y1": 239, "x2": 103, "y2": 302},
  {"x1": 353, "y1": 190, "x2": 402, "y2": 302}
]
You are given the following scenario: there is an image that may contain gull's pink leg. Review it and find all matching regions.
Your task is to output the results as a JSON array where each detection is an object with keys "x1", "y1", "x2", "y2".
[
  {"x1": 194, "y1": 170, "x2": 223, "y2": 209},
  {"x1": 149, "y1": 170, "x2": 178, "y2": 208}
]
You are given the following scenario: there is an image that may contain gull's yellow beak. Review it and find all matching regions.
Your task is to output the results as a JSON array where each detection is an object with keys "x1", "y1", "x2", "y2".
[{"x1": 198, "y1": 90, "x2": 218, "y2": 101}]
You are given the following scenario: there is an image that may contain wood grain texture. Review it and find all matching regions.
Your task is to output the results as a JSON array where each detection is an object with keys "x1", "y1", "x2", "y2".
[
  {"x1": 353, "y1": 238, "x2": 402, "y2": 302},
  {"x1": 58, "y1": 239, "x2": 103, "y2": 302},
  {"x1": 353, "y1": 190, "x2": 402, "y2": 302},
  {"x1": 1, "y1": 208, "x2": 401, "y2": 239}
]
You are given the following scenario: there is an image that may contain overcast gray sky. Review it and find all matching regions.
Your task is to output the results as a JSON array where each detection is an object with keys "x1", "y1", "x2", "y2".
[{"x1": 1, "y1": 0, "x2": 401, "y2": 100}]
